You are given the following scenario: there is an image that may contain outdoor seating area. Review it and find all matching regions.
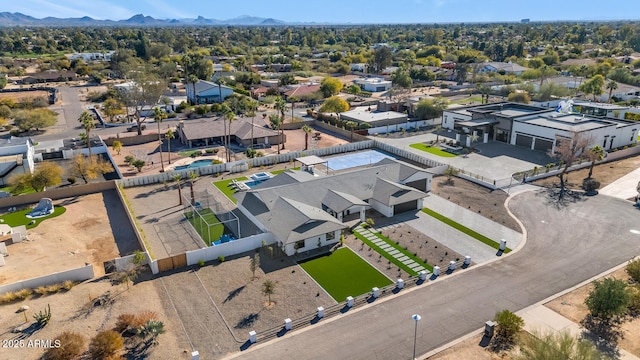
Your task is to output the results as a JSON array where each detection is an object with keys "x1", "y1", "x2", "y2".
[
  {"x1": 440, "y1": 143, "x2": 464, "y2": 154},
  {"x1": 231, "y1": 179, "x2": 250, "y2": 191}
]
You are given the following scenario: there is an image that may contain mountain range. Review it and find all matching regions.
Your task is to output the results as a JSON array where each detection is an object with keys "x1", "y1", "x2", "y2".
[{"x1": 0, "y1": 12, "x2": 290, "y2": 27}]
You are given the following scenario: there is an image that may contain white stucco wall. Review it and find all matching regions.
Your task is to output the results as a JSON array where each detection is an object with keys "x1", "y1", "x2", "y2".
[
  {"x1": 282, "y1": 230, "x2": 340, "y2": 256},
  {"x1": 369, "y1": 198, "x2": 393, "y2": 217}
]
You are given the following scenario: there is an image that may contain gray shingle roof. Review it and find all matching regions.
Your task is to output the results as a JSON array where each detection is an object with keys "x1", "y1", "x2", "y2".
[
  {"x1": 180, "y1": 118, "x2": 279, "y2": 141},
  {"x1": 322, "y1": 189, "x2": 370, "y2": 213}
]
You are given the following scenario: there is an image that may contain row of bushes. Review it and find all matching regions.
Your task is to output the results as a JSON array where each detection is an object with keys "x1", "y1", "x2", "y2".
[{"x1": 0, "y1": 280, "x2": 76, "y2": 304}]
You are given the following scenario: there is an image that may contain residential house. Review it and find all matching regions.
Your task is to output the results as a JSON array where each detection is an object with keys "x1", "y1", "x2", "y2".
[
  {"x1": 282, "y1": 84, "x2": 320, "y2": 99},
  {"x1": 176, "y1": 118, "x2": 283, "y2": 148},
  {"x1": 442, "y1": 102, "x2": 638, "y2": 152},
  {"x1": 21, "y1": 70, "x2": 77, "y2": 84},
  {"x1": 351, "y1": 63, "x2": 367, "y2": 72},
  {"x1": 0, "y1": 137, "x2": 35, "y2": 186},
  {"x1": 234, "y1": 158, "x2": 432, "y2": 255},
  {"x1": 477, "y1": 61, "x2": 528, "y2": 75},
  {"x1": 340, "y1": 108, "x2": 408, "y2": 127},
  {"x1": 185, "y1": 80, "x2": 234, "y2": 105},
  {"x1": 354, "y1": 77, "x2": 393, "y2": 92}
]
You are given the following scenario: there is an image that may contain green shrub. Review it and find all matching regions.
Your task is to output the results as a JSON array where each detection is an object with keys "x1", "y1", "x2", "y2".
[
  {"x1": 627, "y1": 259, "x2": 640, "y2": 283},
  {"x1": 198, "y1": 259, "x2": 205, "y2": 267},
  {"x1": 67, "y1": 176, "x2": 76, "y2": 184},
  {"x1": 218, "y1": 255, "x2": 225, "y2": 263}
]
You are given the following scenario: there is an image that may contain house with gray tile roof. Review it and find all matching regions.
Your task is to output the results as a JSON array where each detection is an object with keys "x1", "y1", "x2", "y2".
[
  {"x1": 234, "y1": 158, "x2": 432, "y2": 255},
  {"x1": 176, "y1": 118, "x2": 283, "y2": 148}
]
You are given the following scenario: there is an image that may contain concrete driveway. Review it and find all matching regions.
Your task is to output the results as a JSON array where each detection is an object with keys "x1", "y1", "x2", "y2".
[{"x1": 227, "y1": 190, "x2": 640, "y2": 360}]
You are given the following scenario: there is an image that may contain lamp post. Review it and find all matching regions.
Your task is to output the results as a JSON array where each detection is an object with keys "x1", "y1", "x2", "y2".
[{"x1": 412, "y1": 314, "x2": 421, "y2": 360}]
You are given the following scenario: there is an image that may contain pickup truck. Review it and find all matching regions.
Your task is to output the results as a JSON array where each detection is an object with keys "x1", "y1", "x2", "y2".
[{"x1": 127, "y1": 124, "x2": 146, "y2": 132}]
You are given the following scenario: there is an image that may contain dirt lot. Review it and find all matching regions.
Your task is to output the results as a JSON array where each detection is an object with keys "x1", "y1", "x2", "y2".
[
  {"x1": 533, "y1": 154, "x2": 640, "y2": 196},
  {"x1": 0, "y1": 192, "x2": 134, "y2": 284},
  {"x1": 546, "y1": 267, "x2": 640, "y2": 357},
  {"x1": 0, "y1": 90, "x2": 50, "y2": 102},
  {"x1": 430, "y1": 175, "x2": 521, "y2": 233},
  {"x1": 0, "y1": 273, "x2": 186, "y2": 360}
]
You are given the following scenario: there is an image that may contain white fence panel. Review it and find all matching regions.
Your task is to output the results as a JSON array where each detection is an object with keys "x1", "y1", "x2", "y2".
[
  {"x1": 186, "y1": 233, "x2": 276, "y2": 266},
  {"x1": 0, "y1": 264, "x2": 94, "y2": 294}
]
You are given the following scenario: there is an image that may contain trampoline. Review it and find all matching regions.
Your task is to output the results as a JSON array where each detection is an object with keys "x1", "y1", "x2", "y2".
[{"x1": 326, "y1": 150, "x2": 394, "y2": 171}]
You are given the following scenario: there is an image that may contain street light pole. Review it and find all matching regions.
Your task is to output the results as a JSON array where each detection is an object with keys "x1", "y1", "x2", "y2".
[{"x1": 412, "y1": 314, "x2": 421, "y2": 360}]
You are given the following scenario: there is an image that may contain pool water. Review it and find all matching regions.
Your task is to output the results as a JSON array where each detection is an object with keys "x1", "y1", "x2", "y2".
[{"x1": 174, "y1": 159, "x2": 214, "y2": 171}]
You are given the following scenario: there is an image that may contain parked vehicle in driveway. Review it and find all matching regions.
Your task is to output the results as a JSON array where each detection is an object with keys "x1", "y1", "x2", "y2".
[{"x1": 127, "y1": 124, "x2": 146, "y2": 132}]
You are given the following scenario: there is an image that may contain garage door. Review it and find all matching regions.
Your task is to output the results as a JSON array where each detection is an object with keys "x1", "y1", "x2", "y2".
[
  {"x1": 515, "y1": 134, "x2": 533, "y2": 148},
  {"x1": 394, "y1": 200, "x2": 418, "y2": 215},
  {"x1": 533, "y1": 138, "x2": 553, "y2": 152}
]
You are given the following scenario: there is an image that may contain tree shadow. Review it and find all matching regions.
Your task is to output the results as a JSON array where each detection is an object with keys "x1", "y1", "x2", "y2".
[
  {"x1": 540, "y1": 186, "x2": 587, "y2": 209},
  {"x1": 580, "y1": 315, "x2": 623, "y2": 358},
  {"x1": 10, "y1": 322, "x2": 44, "y2": 340},
  {"x1": 235, "y1": 313, "x2": 259, "y2": 329},
  {"x1": 487, "y1": 335, "x2": 516, "y2": 353},
  {"x1": 223, "y1": 285, "x2": 246, "y2": 304}
]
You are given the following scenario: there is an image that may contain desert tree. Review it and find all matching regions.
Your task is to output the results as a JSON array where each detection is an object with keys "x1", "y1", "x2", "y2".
[
  {"x1": 584, "y1": 277, "x2": 630, "y2": 323},
  {"x1": 548, "y1": 132, "x2": 592, "y2": 198},
  {"x1": 250, "y1": 252, "x2": 260, "y2": 280},
  {"x1": 493, "y1": 309, "x2": 524, "y2": 345},
  {"x1": 118, "y1": 67, "x2": 166, "y2": 135},
  {"x1": 112, "y1": 140, "x2": 122, "y2": 155},
  {"x1": 517, "y1": 330, "x2": 607, "y2": 360},
  {"x1": 262, "y1": 279, "x2": 276, "y2": 306}
]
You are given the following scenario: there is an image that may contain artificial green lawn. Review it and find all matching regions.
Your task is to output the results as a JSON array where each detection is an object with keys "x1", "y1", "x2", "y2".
[
  {"x1": 0, "y1": 205, "x2": 66, "y2": 229},
  {"x1": 352, "y1": 226, "x2": 432, "y2": 276},
  {"x1": 212, "y1": 177, "x2": 248, "y2": 204},
  {"x1": 298, "y1": 247, "x2": 393, "y2": 301},
  {"x1": 212, "y1": 168, "x2": 300, "y2": 204},
  {"x1": 185, "y1": 208, "x2": 225, "y2": 246},
  {"x1": 409, "y1": 143, "x2": 458, "y2": 158},
  {"x1": 450, "y1": 96, "x2": 483, "y2": 105},
  {"x1": 421, "y1": 208, "x2": 512, "y2": 253}
]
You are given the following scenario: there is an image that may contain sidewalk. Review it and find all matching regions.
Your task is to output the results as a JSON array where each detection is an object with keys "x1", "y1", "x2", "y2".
[
  {"x1": 518, "y1": 305, "x2": 640, "y2": 360},
  {"x1": 599, "y1": 167, "x2": 640, "y2": 200}
]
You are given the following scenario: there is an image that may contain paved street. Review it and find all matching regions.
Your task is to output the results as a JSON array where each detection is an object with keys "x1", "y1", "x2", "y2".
[{"x1": 227, "y1": 190, "x2": 640, "y2": 360}]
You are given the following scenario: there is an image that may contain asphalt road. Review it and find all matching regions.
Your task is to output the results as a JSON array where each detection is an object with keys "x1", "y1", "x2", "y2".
[{"x1": 228, "y1": 190, "x2": 640, "y2": 360}]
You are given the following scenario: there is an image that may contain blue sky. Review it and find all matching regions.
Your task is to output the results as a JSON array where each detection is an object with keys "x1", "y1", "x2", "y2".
[{"x1": 4, "y1": 0, "x2": 638, "y2": 23}]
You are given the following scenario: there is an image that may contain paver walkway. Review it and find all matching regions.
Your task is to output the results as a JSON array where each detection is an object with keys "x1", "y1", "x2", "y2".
[{"x1": 353, "y1": 226, "x2": 427, "y2": 273}]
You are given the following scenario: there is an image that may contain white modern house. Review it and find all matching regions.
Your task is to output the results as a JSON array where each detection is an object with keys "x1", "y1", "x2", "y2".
[
  {"x1": 477, "y1": 61, "x2": 528, "y2": 75},
  {"x1": 185, "y1": 80, "x2": 235, "y2": 104},
  {"x1": 442, "y1": 102, "x2": 638, "y2": 152},
  {"x1": 354, "y1": 77, "x2": 393, "y2": 92},
  {"x1": 0, "y1": 137, "x2": 35, "y2": 186}
]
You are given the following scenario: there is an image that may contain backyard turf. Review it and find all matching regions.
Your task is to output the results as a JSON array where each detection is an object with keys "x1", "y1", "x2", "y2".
[
  {"x1": 409, "y1": 143, "x2": 458, "y2": 158},
  {"x1": 0, "y1": 205, "x2": 66, "y2": 229},
  {"x1": 298, "y1": 247, "x2": 392, "y2": 301},
  {"x1": 185, "y1": 208, "x2": 226, "y2": 246}
]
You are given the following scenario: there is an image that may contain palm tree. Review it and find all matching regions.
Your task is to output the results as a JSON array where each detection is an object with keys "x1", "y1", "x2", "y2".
[
  {"x1": 221, "y1": 105, "x2": 236, "y2": 162},
  {"x1": 345, "y1": 121, "x2": 358, "y2": 142},
  {"x1": 173, "y1": 174, "x2": 183, "y2": 205},
  {"x1": 606, "y1": 80, "x2": 618, "y2": 103},
  {"x1": 302, "y1": 125, "x2": 313, "y2": 150},
  {"x1": 587, "y1": 145, "x2": 605, "y2": 179},
  {"x1": 188, "y1": 170, "x2": 198, "y2": 205},
  {"x1": 269, "y1": 113, "x2": 282, "y2": 154},
  {"x1": 262, "y1": 279, "x2": 276, "y2": 306},
  {"x1": 434, "y1": 125, "x2": 442, "y2": 143},
  {"x1": 165, "y1": 128, "x2": 174, "y2": 164},
  {"x1": 78, "y1": 111, "x2": 95, "y2": 159},
  {"x1": 152, "y1": 106, "x2": 168, "y2": 172},
  {"x1": 247, "y1": 100, "x2": 259, "y2": 149},
  {"x1": 274, "y1": 97, "x2": 287, "y2": 151},
  {"x1": 137, "y1": 320, "x2": 165, "y2": 347}
]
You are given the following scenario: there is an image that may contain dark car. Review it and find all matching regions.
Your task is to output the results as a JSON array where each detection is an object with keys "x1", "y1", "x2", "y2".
[{"x1": 127, "y1": 124, "x2": 146, "y2": 132}]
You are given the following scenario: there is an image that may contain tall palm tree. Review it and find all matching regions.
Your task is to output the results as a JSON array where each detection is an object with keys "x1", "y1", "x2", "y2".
[
  {"x1": 302, "y1": 125, "x2": 312, "y2": 150},
  {"x1": 606, "y1": 80, "x2": 618, "y2": 103},
  {"x1": 247, "y1": 100, "x2": 258, "y2": 149},
  {"x1": 152, "y1": 106, "x2": 168, "y2": 172},
  {"x1": 78, "y1": 111, "x2": 95, "y2": 160},
  {"x1": 274, "y1": 97, "x2": 287, "y2": 151},
  {"x1": 268, "y1": 114, "x2": 282, "y2": 154},
  {"x1": 221, "y1": 104, "x2": 236, "y2": 162},
  {"x1": 165, "y1": 128, "x2": 175, "y2": 164},
  {"x1": 188, "y1": 171, "x2": 198, "y2": 205},
  {"x1": 173, "y1": 174, "x2": 183, "y2": 205}
]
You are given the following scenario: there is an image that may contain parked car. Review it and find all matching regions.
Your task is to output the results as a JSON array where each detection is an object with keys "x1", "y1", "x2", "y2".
[{"x1": 127, "y1": 124, "x2": 146, "y2": 132}]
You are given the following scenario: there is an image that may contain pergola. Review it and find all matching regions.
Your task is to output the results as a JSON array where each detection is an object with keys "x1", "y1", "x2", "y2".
[{"x1": 295, "y1": 155, "x2": 329, "y2": 175}]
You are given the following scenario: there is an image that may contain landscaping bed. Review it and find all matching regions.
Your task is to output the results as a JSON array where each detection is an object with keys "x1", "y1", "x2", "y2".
[
  {"x1": 409, "y1": 143, "x2": 458, "y2": 158},
  {"x1": 430, "y1": 176, "x2": 521, "y2": 233}
]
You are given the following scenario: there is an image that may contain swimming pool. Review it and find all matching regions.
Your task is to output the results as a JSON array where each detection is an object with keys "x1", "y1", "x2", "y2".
[
  {"x1": 250, "y1": 172, "x2": 273, "y2": 181},
  {"x1": 244, "y1": 180, "x2": 264, "y2": 189},
  {"x1": 326, "y1": 150, "x2": 395, "y2": 171},
  {"x1": 174, "y1": 159, "x2": 214, "y2": 171}
]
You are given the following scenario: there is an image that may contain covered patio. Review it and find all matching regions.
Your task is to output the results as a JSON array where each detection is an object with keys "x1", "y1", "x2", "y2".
[{"x1": 295, "y1": 155, "x2": 329, "y2": 175}]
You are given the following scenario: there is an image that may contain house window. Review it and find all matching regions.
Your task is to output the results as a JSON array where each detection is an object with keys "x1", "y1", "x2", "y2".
[
  {"x1": 326, "y1": 231, "x2": 335, "y2": 241},
  {"x1": 294, "y1": 240, "x2": 305, "y2": 250}
]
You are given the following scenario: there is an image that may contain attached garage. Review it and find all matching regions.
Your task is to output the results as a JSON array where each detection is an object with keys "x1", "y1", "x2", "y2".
[
  {"x1": 394, "y1": 200, "x2": 418, "y2": 215},
  {"x1": 533, "y1": 138, "x2": 553, "y2": 152},
  {"x1": 515, "y1": 134, "x2": 533, "y2": 148}
]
